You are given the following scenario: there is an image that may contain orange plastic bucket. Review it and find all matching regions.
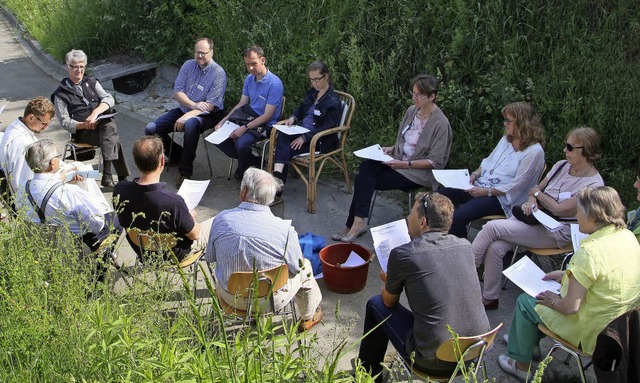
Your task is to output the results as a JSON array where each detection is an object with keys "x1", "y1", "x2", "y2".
[{"x1": 319, "y1": 243, "x2": 372, "y2": 293}]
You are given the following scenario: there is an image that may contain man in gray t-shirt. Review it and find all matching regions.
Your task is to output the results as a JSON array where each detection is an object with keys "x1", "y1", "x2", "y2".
[{"x1": 357, "y1": 192, "x2": 490, "y2": 380}]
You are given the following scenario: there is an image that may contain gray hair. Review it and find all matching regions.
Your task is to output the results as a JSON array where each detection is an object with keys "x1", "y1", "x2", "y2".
[
  {"x1": 25, "y1": 139, "x2": 58, "y2": 173},
  {"x1": 65, "y1": 49, "x2": 87, "y2": 65},
  {"x1": 577, "y1": 186, "x2": 626, "y2": 230},
  {"x1": 241, "y1": 167, "x2": 282, "y2": 205}
]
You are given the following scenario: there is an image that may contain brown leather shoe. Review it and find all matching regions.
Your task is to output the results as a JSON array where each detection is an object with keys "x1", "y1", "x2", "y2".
[{"x1": 298, "y1": 306, "x2": 323, "y2": 332}]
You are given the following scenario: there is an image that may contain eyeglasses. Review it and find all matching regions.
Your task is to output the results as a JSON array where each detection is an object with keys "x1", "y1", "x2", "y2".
[
  {"x1": 309, "y1": 75, "x2": 325, "y2": 83},
  {"x1": 35, "y1": 115, "x2": 51, "y2": 127},
  {"x1": 410, "y1": 91, "x2": 427, "y2": 98},
  {"x1": 565, "y1": 143, "x2": 584, "y2": 152},
  {"x1": 68, "y1": 65, "x2": 86, "y2": 70},
  {"x1": 195, "y1": 49, "x2": 212, "y2": 56}
]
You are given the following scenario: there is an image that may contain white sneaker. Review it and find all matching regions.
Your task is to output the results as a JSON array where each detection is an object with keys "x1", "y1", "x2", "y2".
[
  {"x1": 498, "y1": 354, "x2": 530, "y2": 383},
  {"x1": 503, "y1": 334, "x2": 541, "y2": 361}
]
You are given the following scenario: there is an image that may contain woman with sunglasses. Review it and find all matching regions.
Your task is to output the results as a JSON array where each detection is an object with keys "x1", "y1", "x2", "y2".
[
  {"x1": 438, "y1": 101, "x2": 545, "y2": 239},
  {"x1": 332, "y1": 74, "x2": 452, "y2": 242},
  {"x1": 271, "y1": 61, "x2": 342, "y2": 196},
  {"x1": 473, "y1": 127, "x2": 604, "y2": 310}
]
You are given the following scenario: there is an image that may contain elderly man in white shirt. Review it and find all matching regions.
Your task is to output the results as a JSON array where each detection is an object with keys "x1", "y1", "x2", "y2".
[
  {"x1": 0, "y1": 97, "x2": 55, "y2": 202},
  {"x1": 17, "y1": 139, "x2": 119, "y2": 254}
]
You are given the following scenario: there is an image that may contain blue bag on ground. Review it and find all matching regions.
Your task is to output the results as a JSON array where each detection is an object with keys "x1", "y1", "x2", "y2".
[{"x1": 298, "y1": 232, "x2": 325, "y2": 276}]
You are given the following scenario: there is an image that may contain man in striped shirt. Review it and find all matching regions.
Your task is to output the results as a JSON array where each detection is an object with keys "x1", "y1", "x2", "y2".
[{"x1": 205, "y1": 168, "x2": 323, "y2": 331}]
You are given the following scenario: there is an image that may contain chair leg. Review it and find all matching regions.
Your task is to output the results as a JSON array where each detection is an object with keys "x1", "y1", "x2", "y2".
[
  {"x1": 201, "y1": 133, "x2": 213, "y2": 177},
  {"x1": 367, "y1": 190, "x2": 378, "y2": 225},
  {"x1": 167, "y1": 131, "x2": 175, "y2": 173},
  {"x1": 502, "y1": 245, "x2": 521, "y2": 290},
  {"x1": 227, "y1": 158, "x2": 234, "y2": 180},
  {"x1": 307, "y1": 165, "x2": 317, "y2": 214}
]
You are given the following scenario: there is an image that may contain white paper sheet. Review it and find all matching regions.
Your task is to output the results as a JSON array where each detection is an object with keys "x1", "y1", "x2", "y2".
[
  {"x1": 532, "y1": 209, "x2": 563, "y2": 231},
  {"x1": 353, "y1": 144, "x2": 394, "y2": 162},
  {"x1": 432, "y1": 169, "x2": 474, "y2": 190},
  {"x1": 65, "y1": 169, "x2": 100, "y2": 182},
  {"x1": 571, "y1": 224, "x2": 589, "y2": 251},
  {"x1": 502, "y1": 256, "x2": 561, "y2": 297},
  {"x1": 96, "y1": 112, "x2": 117, "y2": 121},
  {"x1": 370, "y1": 219, "x2": 411, "y2": 272},
  {"x1": 340, "y1": 251, "x2": 367, "y2": 268},
  {"x1": 204, "y1": 120, "x2": 240, "y2": 144},
  {"x1": 177, "y1": 179, "x2": 211, "y2": 210},
  {"x1": 273, "y1": 124, "x2": 310, "y2": 135}
]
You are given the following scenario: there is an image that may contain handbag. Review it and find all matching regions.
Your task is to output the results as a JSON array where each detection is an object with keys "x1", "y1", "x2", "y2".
[
  {"x1": 228, "y1": 104, "x2": 269, "y2": 138},
  {"x1": 512, "y1": 161, "x2": 568, "y2": 225}
]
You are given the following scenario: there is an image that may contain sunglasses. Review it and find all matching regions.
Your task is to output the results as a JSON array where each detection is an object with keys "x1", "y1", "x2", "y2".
[
  {"x1": 420, "y1": 192, "x2": 432, "y2": 217},
  {"x1": 565, "y1": 143, "x2": 584, "y2": 152}
]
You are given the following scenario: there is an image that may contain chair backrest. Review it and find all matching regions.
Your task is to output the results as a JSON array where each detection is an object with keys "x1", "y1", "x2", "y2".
[
  {"x1": 436, "y1": 323, "x2": 503, "y2": 363},
  {"x1": 280, "y1": 96, "x2": 286, "y2": 119},
  {"x1": 335, "y1": 91, "x2": 355, "y2": 141},
  {"x1": 127, "y1": 228, "x2": 178, "y2": 254},
  {"x1": 227, "y1": 264, "x2": 289, "y2": 299}
]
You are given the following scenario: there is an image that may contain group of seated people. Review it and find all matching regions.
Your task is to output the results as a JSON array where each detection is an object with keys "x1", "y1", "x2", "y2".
[{"x1": 2, "y1": 35, "x2": 640, "y2": 382}]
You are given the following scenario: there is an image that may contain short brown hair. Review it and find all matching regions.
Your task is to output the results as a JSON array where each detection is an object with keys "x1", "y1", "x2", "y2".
[
  {"x1": 133, "y1": 136, "x2": 163, "y2": 173},
  {"x1": 567, "y1": 126, "x2": 601, "y2": 163},
  {"x1": 415, "y1": 192, "x2": 454, "y2": 232},
  {"x1": 242, "y1": 45, "x2": 264, "y2": 58},
  {"x1": 502, "y1": 102, "x2": 545, "y2": 149},
  {"x1": 195, "y1": 37, "x2": 214, "y2": 52},
  {"x1": 24, "y1": 96, "x2": 55, "y2": 119},
  {"x1": 577, "y1": 186, "x2": 626, "y2": 229},
  {"x1": 412, "y1": 74, "x2": 440, "y2": 98}
]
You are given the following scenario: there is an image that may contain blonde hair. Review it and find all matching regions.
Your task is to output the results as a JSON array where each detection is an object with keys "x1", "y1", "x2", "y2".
[
  {"x1": 577, "y1": 186, "x2": 626, "y2": 229},
  {"x1": 502, "y1": 102, "x2": 545, "y2": 149}
]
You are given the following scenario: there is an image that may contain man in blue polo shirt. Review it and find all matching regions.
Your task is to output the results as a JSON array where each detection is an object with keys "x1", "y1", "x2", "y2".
[
  {"x1": 145, "y1": 37, "x2": 227, "y2": 186},
  {"x1": 214, "y1": 45, "x2": 284, "y2": 179}
]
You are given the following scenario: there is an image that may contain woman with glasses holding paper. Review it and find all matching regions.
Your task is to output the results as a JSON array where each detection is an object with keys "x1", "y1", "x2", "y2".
[
  {"x1": 332, "y1": 74, "x2": 452, "y2": 242},
  {"x1": 473, "y1": 126, "x2": 604, "y2": 310},
  {"x1": 498, "y1": 186, "x2": 640, "y2": 381},
  {"x1": 438, "y1": 101, "x2": 546, "y2": 239},
  {"x1": 271, "y1": 61, "x2": 342, "y2": 194}
]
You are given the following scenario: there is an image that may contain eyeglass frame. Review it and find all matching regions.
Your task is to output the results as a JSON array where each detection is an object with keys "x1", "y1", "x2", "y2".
[
  {"x1": 34, "y1": 115, "x2": 51, "y2": 127},
  {"x1": 420, "y1": 192, "x2": 433, "y2": 218},
  {"x1": 565, "y1": 142, "x2": 584, "y2": 152},
  {"x1": 309, "y1": 75, "x2": 326, "y2": 83},
  {"x1": 68, "y1": 64, "x2": 86, "y2": 70},
  {"x1": 195, "y1": 49, "x2": 212, "y2": 56}
]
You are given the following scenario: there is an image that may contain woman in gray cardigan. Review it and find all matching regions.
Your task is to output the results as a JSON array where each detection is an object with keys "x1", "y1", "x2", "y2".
[{"x1": 332, "y1": 74, "x2": 453, "y2": 242}]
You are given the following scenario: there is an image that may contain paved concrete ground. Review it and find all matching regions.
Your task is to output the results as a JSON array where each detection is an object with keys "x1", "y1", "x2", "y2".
[{"x1": 0, "y1": 10, "x2": 595, "y2": 382}]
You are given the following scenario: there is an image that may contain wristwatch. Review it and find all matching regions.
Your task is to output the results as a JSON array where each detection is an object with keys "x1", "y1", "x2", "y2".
[
  {"x1": 534, "y1": 191, "x2": 540, "y2": 198},
  {"x1": 408, "y1": 160, "x2": 412, "y2": 169}
]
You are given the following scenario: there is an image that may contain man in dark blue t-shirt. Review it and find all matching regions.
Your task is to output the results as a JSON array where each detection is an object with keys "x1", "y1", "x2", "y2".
[{"x1": 114, "y1": 136, "x2": 212, "y2": 260}]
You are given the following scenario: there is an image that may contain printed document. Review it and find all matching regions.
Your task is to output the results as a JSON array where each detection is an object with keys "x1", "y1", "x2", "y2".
[
  {"x1": 354, "y1": 144, "x2": 394, "y2": 162},
  {"x1": 273, "y1": 124, "x2": 310, "y2": 135},
  {"x1": 370, "y1": 219, "x2": 411, "y2": 272},
  {"x1": 340, "y1": 251, "x2": 367, "y2": 268},
  {"x1": 532, "y1": 209, "x2": 562, "y2": 231},
  {"x1": 502, "y1": 256, "x2": 561, "y2": 297},
  {"x1": 571, "y1": 224, "x2": 589, "y2": 251},
  {"x1": 205, "y1": 120, "x2": 240, "y2": 144},
  {"x1": 177, "y1": 179, "x2": 210, "y2": 210},
  {"x1": 432, "y1": 169, "x2": 474, "y2": 190}
]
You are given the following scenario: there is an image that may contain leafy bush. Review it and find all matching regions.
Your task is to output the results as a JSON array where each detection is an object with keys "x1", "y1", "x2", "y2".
[{"x1": 4, "y1": 0, "x2": 640, "y2": 204}]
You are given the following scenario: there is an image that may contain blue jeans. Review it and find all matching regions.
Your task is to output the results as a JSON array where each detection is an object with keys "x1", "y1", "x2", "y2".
[
  {"x1": 145, "y1": 108, "x2": 223, "y2": 177},
  {"x1": 437, "y1": 187, "x2": 503, "y2": 238},
  {"x1": 358, "y1": 295, "x2": 414, "y2": 379},
  {"x1": 215, "y1": 130, "x2": 264, "y2": 176}
]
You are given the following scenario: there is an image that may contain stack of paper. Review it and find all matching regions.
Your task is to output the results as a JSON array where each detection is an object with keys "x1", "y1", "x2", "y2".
[
  {"x1": 205, "y1": 121, "x2": 240, "y2": 144},
  {"x1": 370, "y1": 219, "x2": 411, "y2": 272},
  {"x1": 502, "y1": 256, "x2": 561, "y2": 297},
  {"x1": 354, "y1": 144, "x2": 394, "y2": 162},
  {"x1": 273, "y1": 124, "x2": 310, "y2": 135},
  {"x1": 432, "y1": 169, "x2": 473, "y2": 190},
  {"x1": 177, "y1": 179, "x2": 211, "y2": 210},
  {"x1": 532, "y1": 209, "x2": 563, "y2": 231}
]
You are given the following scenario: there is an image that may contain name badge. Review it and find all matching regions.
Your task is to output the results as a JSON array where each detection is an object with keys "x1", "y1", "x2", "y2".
[
  {"x1": 558, "y1": 191, "x2": 572, "y2": 202},
  {"x1": 197, "y1": 85, "x2": 204, "y2": 91},
  {"x1": 313, "y1": 109, "x2": 322, "y2": 116},
  {"x1": 401, "y1": 124, "x2": 411, "y2": 135}
]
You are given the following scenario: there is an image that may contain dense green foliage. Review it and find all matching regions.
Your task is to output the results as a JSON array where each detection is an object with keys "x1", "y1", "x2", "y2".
[
  {"x1": 0, "y1": 216, "x2": 367, "y2": 382},
  {"x1": 3, "y1": 0, "x2": 640, "y2": 203}
]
